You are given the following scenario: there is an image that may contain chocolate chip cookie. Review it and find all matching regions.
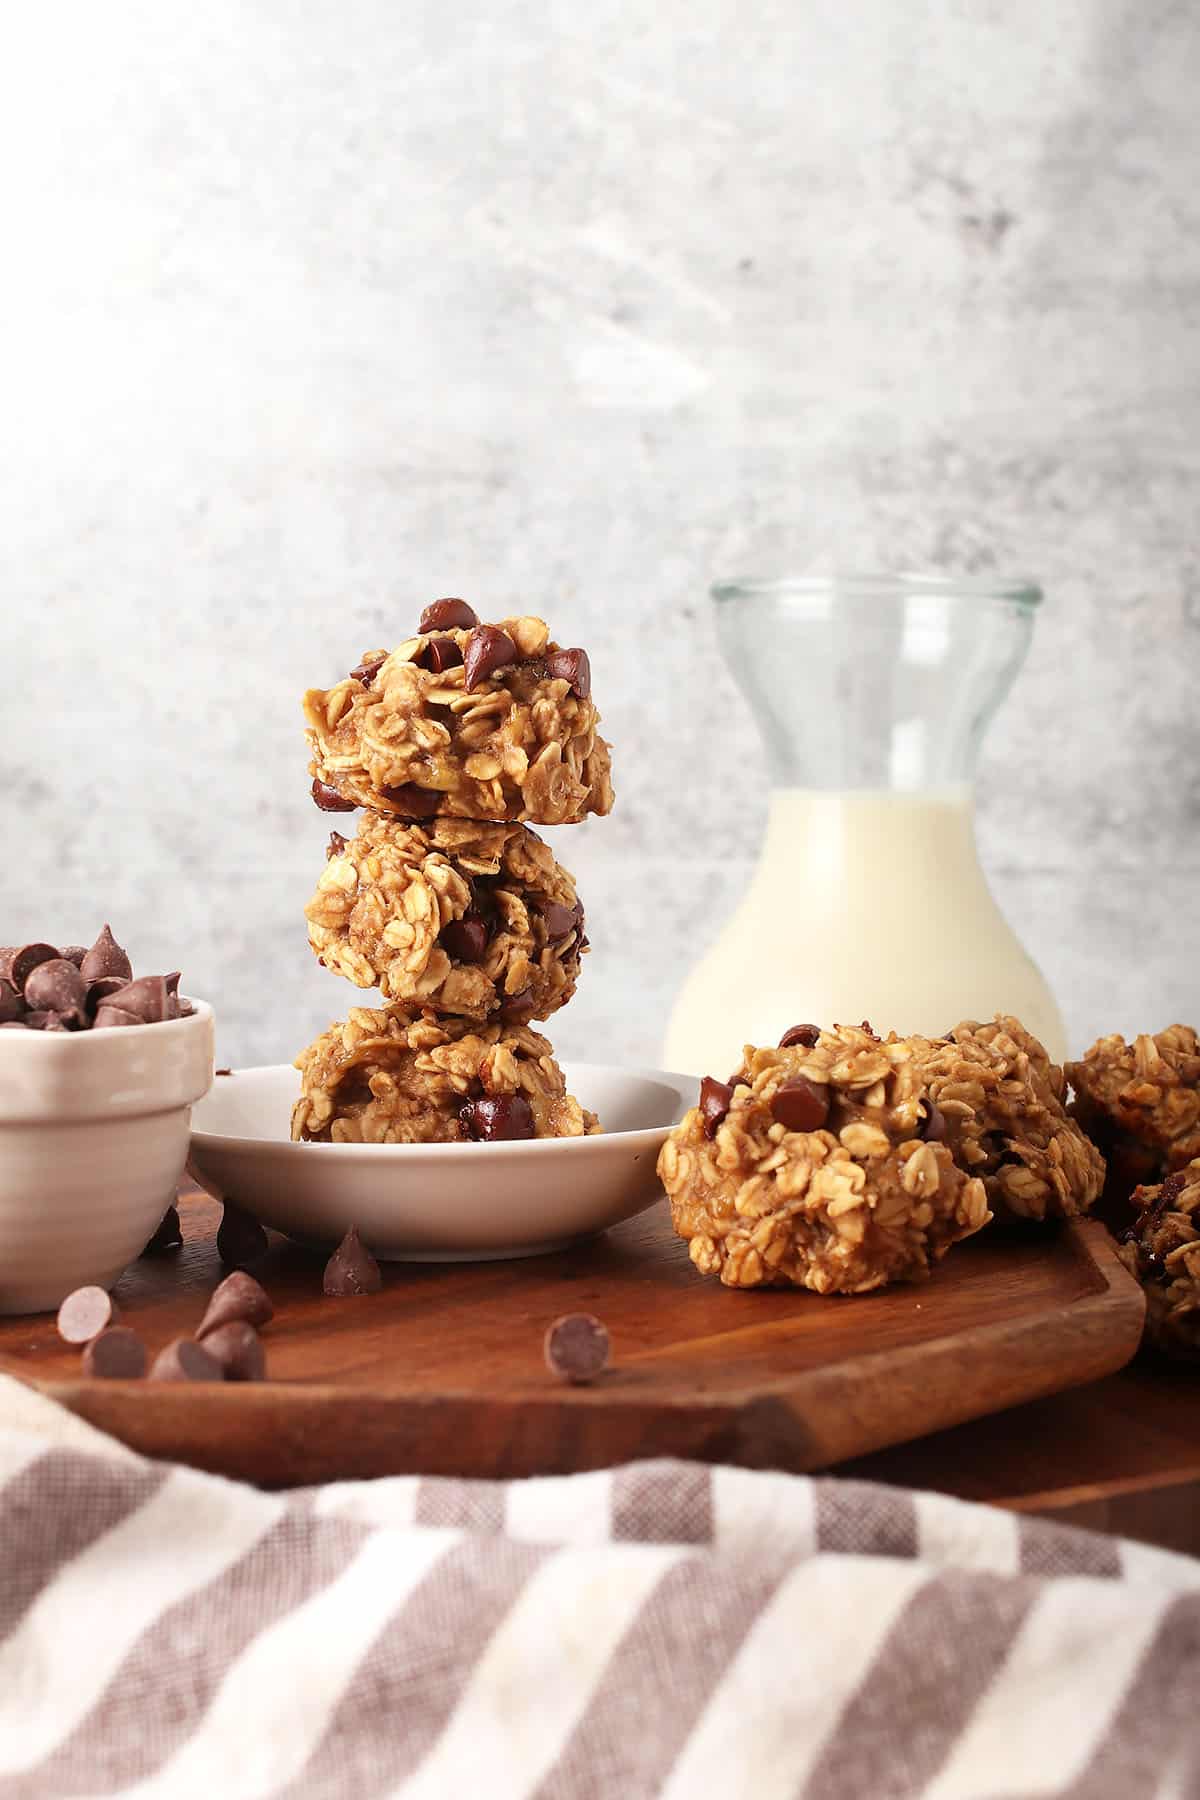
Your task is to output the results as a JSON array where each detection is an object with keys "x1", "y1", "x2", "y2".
[
  {"x1": 304, "y1": 601, "x2": 614, "y2": 826},
  {"x1": 657, "y1": 1023, "x2": 990, "y2": 1293},
  {"x1": 1067, "y1": 1027, "x2": 1200, "y2": 1208},
  {"x1": 305, "y1": 815, "x2": 585, "y2": 1024},
  {"x1": 1117, "y1": 1160, "x2": 1200, "y2": 1360},
  {"x1": 916, "y1": 1016, "x2": 1105, "y2": 1223},
  {"x1": 291, "y1": 1005, "x2": 600, "y2": 1145}
]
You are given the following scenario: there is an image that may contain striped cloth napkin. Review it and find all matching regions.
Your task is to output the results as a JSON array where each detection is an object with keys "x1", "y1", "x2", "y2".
[{"x1": 1, "y1": 1376, "x2": 1199, "y2": 1799}]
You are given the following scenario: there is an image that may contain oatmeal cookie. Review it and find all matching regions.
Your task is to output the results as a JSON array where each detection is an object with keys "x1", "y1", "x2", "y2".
[
  {"x1": 304, "y1": 600, "x2": 614, "y2": 826},
  {"x1": 291, "y1": 1004, "x2": 600, "y2": 1145},
  {"x1": 1066, "y1": 1027, "x2": 1200, "y2": 1190},
  {"x1": 305, "y1": 816, "x2": 585, "y2": 1024},
  {"x1": 916, "y1": 1016, "x2": 1105, "y2": 1223},
  {"x1": 1117, "y1": 1160, "x2": 1200, "y2": 1360},
  {"x1": 657, "y1": 1023, "x2": 990, "y2": 1294}
]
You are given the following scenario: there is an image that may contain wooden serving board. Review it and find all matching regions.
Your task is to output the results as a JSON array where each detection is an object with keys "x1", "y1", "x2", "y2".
[{"x1": 0, "y1": 1192, "x2": 1145, "y2": 1488}]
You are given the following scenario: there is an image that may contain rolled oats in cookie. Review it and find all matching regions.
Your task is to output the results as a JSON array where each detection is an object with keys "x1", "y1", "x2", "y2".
[
  {"x1": 303, "y1": 606, "x2": 614, "y2": 826},
  {"x1": 304, "y1": 814, "x2": 586, "y2": 1023},
  {"x1": 1117, "y1": 1160, "x2": 1200, "y2": 1360},
  {"x1": 915, "y1": 1015, "x2": 1105, "y2": 1223},
  {"x1": 657, "y1": 1023, "x2": 990, "y2": 1294},
  {"x1": 1066, "y1": 1026, "x2": 1200, "y2": 1191},
  {"x1": 291, "y1": 1005, "x2": 600, "y2": 1145}
]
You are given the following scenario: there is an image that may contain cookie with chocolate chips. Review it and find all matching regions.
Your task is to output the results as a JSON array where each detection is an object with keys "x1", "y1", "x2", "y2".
[{"x1": 1118, "y1": 1159, "x2": 1200, "y2": 1359}]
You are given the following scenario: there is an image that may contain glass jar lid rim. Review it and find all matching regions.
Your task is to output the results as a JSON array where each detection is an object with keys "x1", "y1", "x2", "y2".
[{"x1": 712, "y1": 571, "x2": 1042, "y2": 607}]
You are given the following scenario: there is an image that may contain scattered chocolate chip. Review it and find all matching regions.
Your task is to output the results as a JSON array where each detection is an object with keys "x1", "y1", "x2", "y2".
[
  {"x1": 419, "y1": 634, "x2": 464, "y2": 674},
  {"x1": 463, "y1": 625, "x2": 518, "y2": 691},
  {"x1": 544, "y1": 1313, "x2": 610, "y2": 1384},
  {"x1": 59, "y1": 946, "x2": 87, "y2": 968},
  {"x1": 56, "y1": 1285, "x2": 116, "y2": 1345},
  {"x1": 460, "y1": 1093, "x2": 536, "y2": 1141},
  {"x1": 537, "y1": 900, "x2": 577, "y2": 943},
  {"x1": 771, "y1": 1075, "x2": 830, "y2": 1133},
  {"x1": 543, "y1": 647, "x2": 591, "y2": 700},
  {"x1": 163, "y1": 972, "x2": 183, "y2": 1018},
  {"x1": 379, "y1": 782, "x2": 442, "y2": 818},
  {"x1": 92, "y1": 1003, "x2": 143, "y2": 1030},
  {"x1": 215, "y1": 1067, "x2": 233, "y2": 1077},
  {"x1": 699, "y1": 1075, "x2": 734, "y2": 1138},
  {"x1": 150, "y1": 1338, "x2": 224, "y2": 1382},
  {"x1": 326, "y1": 831, "x2": 348, "y2": 859},
  {"x1": 102, "y1": 975, "x2": 170, "y2": 1024},
  {"x1": 83, "y1": 1327, "x2": 147, "y2": 1379},
  {"x1": 0, "y1": 984, "x2": 26, "y2": 1024},
  {"x1": 85, "y1": 975, "x2": 127, "y2": 1016},
  {"x1": 142, "y1": 1205, "x2": 183, "y2": 1255},
  {"x1": 199, "y1": 1320, "x2": 266, "y2": 1381},
  {"x1": 419, "y1": 597, "x2": 478, "y2": 633},
  {"x1": 198, "y1": 1270, "x2": 274, "y2": 1336},
  {"x1": 323, "y1": 1226, "x2": 383, "y2": 1296},
  {"x1": 441, "y1": 913, "x2": 490, "y2": 963},
  {"x1": 24, "y1": 958, "x2": 88, "y2": 1022},
  {"x1": 917, "y1": 1100, "x2": 947, "y2": 1143},
  {"x1": 10, "y1": 943, "x2": 59, "y2": 993},
  {"x1": 779, "y1": 1023, "x2": 821, "y2": 1049},
  {"x1": 79, "y1": 925, "x2": 132, "y2": 986},
  {"x1": 217, "y1": 1203, "x2": 270, "y2": 1271},
  {"x1": 350, "y1": 652, "x2": 387, "y2": 687},
  {"x1": 311, "y1": 777, "x2": 357, "y2": 813}
]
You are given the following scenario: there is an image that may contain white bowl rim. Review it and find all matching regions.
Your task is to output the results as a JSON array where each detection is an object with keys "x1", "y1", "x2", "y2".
[
  {"x1": 191, "y1": 1058, "x2": 697, "y2": 1161},
  {"x1": 0, "y1": 996, "x2": 213, "y2": 1042}
]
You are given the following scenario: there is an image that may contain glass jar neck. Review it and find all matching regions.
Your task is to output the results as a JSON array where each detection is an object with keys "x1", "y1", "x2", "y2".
[{"x1": 714, "y1": 575, "x2": 1039, "y2": 791}]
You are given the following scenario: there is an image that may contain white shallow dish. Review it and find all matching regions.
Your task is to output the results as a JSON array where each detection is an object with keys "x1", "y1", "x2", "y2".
[{"x1": 188, "y1": 1061, "x2": 697, "y2": 1261}]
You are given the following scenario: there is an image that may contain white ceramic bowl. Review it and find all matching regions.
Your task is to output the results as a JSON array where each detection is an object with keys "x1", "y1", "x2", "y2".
[
  {"x1": 0, "y1": 1001, "x2": 215, "y2": 1313},
  {"x1": 188, "y1": 1061, "x2": 696, "y2": 1260}
]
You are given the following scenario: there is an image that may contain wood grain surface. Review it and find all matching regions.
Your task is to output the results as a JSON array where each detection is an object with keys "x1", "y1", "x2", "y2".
[{"x1": 0, "y1": 1192, "x2": 1145, "y2": 1488}]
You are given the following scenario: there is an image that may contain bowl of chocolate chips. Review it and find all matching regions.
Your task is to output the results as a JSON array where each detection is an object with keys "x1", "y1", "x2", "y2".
[{"x1": 0, "y1": 926, "x2": 214, "y2": 1313}]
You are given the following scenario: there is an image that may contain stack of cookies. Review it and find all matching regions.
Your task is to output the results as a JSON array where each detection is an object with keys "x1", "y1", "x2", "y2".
[{"x1": 290, "y1": 599, "x2": 613, "y2": 1145}]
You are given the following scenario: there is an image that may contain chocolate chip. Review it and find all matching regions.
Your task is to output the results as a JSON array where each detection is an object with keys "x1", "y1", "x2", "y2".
[
  {"x1": 419, "y1": 597, "x2": 478, "y2": 633},
  {"x1": 497, "y1": 994, "x2": 538, "y2": 1026},
  {"x1": 441, "y1": 913, "x2": 490, "y2": 964},
  {"x1": 24, "y1": 958, "x2": 88, "y2": 1022},
  {"x1": 198, "y1": 1270, "x2": 274, "y2": 1336},
  {"x1": 150, "y1": 1338, "x2": 224, "y2": 1382},
  {"x1": 350, "y1": 652, "x2": 387, "y2": 687},
  {"x1": 463, "y1": 625, "x2": 518, "y2": 691},
  {"x1": 771, "y1": 1076, "x2": 830, "y2": 1133},
  {"x1": 59, "y1": 946, "x2": 87, "y2": 968},
  {"x1": 10, "y1": 943, "x2": 59, "y2": 993},
  {"x1": 460, "y1": 1093, "x2": 536, "y2": 1141},
  {"x1": 543, "y1": 647, "x2": 591, "y2": 700},
  {"x1": 379, "y1": 782, "x2": 441, "y2": 818},
  {"x1": 326, "y1": 831, "x2": 348, "y2": 859},
  {"x1": 92, "y1": 1004, "x2": 142, "y2": 1030},
  {"x1": 917, "y1": 1100, "x2": 947, "y2": 1143},
  {"x1": 699, "y1": 1075, "x2": 734, "y2": 1138},
  {"x1": 86, "y1": 975, "x2": 127, "y2": 1016},
  {"x1": 215, "y1": 1067, "x2": 233, "y2": 1077},
  {"x1": 311, "y1": 777, "x2": 357, "y2": 813},
  {"x1": 419, "y1": 635, "x2": 464, "y2": 674},
  {"x1": 79, "y1": 925, "x2": 133, "y2": 986},
  {"x1": 0, "y1": 984, "x2": 26, "y2": 1024},
  {"x1": 56, "y1": 1285, "x2": 116, "y2": 1345},
  {"x1": 217, "y1": 1203, "x2": 269, "y2": 1271},
  {"x1": 779, "y1": 1023, "x2": 820, "y2": 1049},
  {"x1": 163, "y1": 972, "x2": 183, "y2": 1018},
  {"x1": 537, "y1": 900, "x2": 577, "y2": 943},
  {"x1": 142, "y1": 1206, "x2": 182, "y2": 1255},
  {"x1": 860, "y1": 1020, "x2": 880, "y2": 1040},
  {"x1": 102, "y1": 975, "x2": 170, "y2": 1024},
  {"x1": 323, "y1": 1226, "x2": 382, "y2": 1296},
  {"x1": 83, "y1": 1327, "x2": 147, "y2": 1379},
  {"x1": 544, "y1": 1313, "x2": 610, "y2": 1384},
  {"x1": 24, "y1": 1010, "x2": 71, "y2": 1031},
  {"x1": 198, "y1": 1320, "x2": 266, "y2": 1381}
]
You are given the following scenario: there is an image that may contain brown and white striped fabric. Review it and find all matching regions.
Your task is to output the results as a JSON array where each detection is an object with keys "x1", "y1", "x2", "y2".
[{"x1": 2, "y1": 1377, "x2": 1200, "y2": 1800}]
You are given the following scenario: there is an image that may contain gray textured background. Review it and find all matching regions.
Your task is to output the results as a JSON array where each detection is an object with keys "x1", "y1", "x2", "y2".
[{"x1": 2, "y1": 0, "x2": 1197, "y2": 1070}]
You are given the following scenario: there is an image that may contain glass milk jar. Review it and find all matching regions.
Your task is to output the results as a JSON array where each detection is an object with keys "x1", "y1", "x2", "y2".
[{"x1": 663, "y1": 573, "x2": 1066, "y2": 1076}]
